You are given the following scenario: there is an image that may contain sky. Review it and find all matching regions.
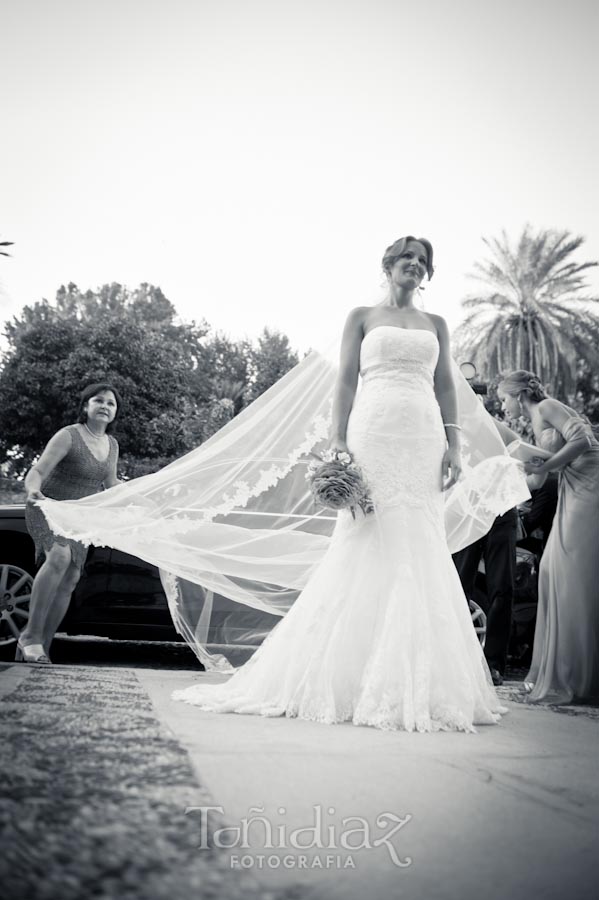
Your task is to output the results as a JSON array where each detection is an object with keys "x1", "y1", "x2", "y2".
[{"x1": 1, "y1": 0, "x2": 598, "y2": 354}]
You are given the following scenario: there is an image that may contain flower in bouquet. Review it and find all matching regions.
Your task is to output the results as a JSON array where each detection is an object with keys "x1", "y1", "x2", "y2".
[{"x1": 306, "y1": 449, "x2": 374, "y2": 518}]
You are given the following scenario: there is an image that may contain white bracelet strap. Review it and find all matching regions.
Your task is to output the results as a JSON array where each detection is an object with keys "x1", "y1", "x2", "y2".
[{"x1": 444, "y1": 423, "x2": 462, "y2": 431}]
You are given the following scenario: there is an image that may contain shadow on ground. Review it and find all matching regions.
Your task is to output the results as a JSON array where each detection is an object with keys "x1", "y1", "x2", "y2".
[{"x1": 1, "y1": 636, "x2": 203, "y2": 669}]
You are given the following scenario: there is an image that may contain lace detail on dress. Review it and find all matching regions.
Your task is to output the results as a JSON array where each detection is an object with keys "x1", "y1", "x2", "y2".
[
  {"x1": 361, "y1": 359, "x2": 434, "y2": 387},
  {"x1": 346, "y1": 328, "x2": 445, "y2": 519}
]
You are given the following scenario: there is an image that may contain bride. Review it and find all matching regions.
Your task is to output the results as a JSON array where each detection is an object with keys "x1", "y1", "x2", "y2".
[
  {"x1": 38, "y1": 235, "x2": 530, "y2": 733},
  {"x1": 170, "y1": 236, "x2": 517, "y2": 732}
]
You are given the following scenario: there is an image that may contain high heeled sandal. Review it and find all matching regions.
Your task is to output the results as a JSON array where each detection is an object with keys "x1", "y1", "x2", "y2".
[{"x1": 15, "y1": 640, "x2": 52, "y2": 665}]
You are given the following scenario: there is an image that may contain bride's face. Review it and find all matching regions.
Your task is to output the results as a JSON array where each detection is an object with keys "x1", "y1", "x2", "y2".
[{"x1": 388, "y1": 241, "x2": 429, "y2": 288}]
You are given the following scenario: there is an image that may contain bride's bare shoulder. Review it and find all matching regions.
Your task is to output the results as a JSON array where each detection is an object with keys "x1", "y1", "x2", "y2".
[
  {"x1": 343, "y1": 307, "x2": 369, "y2": 331},
  {"x1": 348, "y1": 305, "x2": 370, "y2": 320},
  {"x1": 425, "y1": 312, "x2": 450, "y2": 341},
  {"x1": 426, "y1": 312, "x2": 448, "y2": 331}
]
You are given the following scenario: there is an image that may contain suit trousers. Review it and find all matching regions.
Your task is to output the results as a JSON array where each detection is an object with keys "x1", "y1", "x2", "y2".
[{"x1": 452, "y1": 508, "x2": 518, "y2": 675}]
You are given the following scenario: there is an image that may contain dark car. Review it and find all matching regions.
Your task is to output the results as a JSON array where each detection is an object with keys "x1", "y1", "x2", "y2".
[
  {"x1": 0, "y1": 503, "x2": 494, "y2": 657},
  {"x1": 0, "y1": 503, "x2": 280, "y2": 658}
]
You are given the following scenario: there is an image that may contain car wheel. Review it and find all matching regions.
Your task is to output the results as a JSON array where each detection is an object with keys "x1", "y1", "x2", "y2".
[
  {"x1": 469, "y1": 598, "x2": 487, "y2": 647},
  {"x1": 0, "y1": 562, "x2": 34, "y2": 648}
]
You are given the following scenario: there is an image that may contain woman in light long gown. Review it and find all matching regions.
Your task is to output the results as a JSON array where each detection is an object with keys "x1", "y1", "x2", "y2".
[
  {"x1": 498, "y1": 371, "x2": 599, "y2": 704},
  {"x1": 173, "y1": 236, "x2": 508, "y2": 732}
]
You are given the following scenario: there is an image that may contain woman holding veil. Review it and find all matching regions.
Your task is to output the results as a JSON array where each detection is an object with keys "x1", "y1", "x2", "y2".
[{"x1": 38, "y1": 236, "x2": 530, "y2": 733}]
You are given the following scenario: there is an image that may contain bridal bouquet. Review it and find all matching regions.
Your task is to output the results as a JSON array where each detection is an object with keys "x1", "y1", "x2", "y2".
[{"x1": 307, "y1": 449, "x2": 374, "y2": 518}]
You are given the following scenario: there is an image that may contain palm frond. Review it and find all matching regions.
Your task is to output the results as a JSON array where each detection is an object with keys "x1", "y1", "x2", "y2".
[
  {"x1": 459, "y1": 226, "x2": 598, "y2": 399},
  {"x1": 461, "y1": 293, "x2": 516, "y2": 313}
]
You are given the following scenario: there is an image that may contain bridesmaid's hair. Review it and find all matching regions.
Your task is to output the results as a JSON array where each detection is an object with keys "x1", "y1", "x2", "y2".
[
  {"x1": 77, "y1": 382, "x2": 123, "y2": 433},
  {"x1": 499, "y1": 370, "x2": 547, "y2": 403},
  {"x1": 382, "y1": 236, "x2": 435, "y2": 280}
]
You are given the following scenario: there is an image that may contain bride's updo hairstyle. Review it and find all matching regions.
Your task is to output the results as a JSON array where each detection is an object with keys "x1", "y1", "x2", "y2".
[
  {"x1": 499, "y1": 370, "x2": 547, "y2": 403},
  {"x1": 382, "y1": 236, "x2": 435, "y2": 281}
]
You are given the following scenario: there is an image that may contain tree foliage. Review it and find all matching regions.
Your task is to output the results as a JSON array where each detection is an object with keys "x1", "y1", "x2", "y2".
[
  {"x1": 247, "y1": 328, "x2": 300, "y2": 403},
  {"x1": 574, "y1": 358, "x2": 599, "y2": 426},
  {"x1": 0, "y1": 284, "x2": 300, "y2": 476},
  {"x1": 453, "y1": 227, "x2": 599, "y2": 398}
]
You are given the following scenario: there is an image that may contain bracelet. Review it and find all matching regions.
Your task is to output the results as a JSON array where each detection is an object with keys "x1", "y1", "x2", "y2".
[{"x1": 444, "y1": 423, "x2": 462, "y2": 431}]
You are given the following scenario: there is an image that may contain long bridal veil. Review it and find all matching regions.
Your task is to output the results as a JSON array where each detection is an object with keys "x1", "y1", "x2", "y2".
[{"x1": 38, "y1": 328, "x2": 530, "y2": 671}]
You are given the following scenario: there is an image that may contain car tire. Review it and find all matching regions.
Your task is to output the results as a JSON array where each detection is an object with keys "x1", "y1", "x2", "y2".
[
  {"x1": 469, "y1": 598, "x2": 487, "y2": 648},
  {"x1": 0, "y1": 561, "x2": 34, "y2": 656}
]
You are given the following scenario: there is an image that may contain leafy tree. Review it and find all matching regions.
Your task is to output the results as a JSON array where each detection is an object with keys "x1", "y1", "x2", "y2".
[
  {"x1": 0, "y1": 284, "x2": 302, "y2": 478},
  {"x1": 246, "y1": 328, "x2": 299, "y2": 403},
  {"x1": 0, "y1": 284, "x2": 209, "y2": 473},
  {"x1": 453, "y1": 227, "x2": 599, "y2": 397},
  {"x1": 191, "y1": 333, "x2": 251, "y2": 414},
  {"x1": 574, "y1": 358, "x2": 599, "y2": 427}
]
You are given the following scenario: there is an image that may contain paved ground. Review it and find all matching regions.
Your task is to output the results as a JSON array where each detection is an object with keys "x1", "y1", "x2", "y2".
[
  {"x1": 1, "y1": 644, "x2": 598, "y2": 900},
  {"x1": 144, "y1": 667, "x2": 599, "y2": 900},
  {"x1": 0, "y1": 662, "x2": 300, "y2": 900}
]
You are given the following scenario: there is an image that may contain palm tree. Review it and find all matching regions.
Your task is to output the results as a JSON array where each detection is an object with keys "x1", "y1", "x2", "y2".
[
  {"x1": 212, "y1": 378, "x2": 248, "y2": 415},
  {"x1": 453, "y1": 227, "x2": 599, "y2": 396}
]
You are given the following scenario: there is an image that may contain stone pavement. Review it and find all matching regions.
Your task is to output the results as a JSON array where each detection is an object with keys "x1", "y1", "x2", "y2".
[
  {"x1": 142, "y1": 668, "x2": 599, "y2": 900},
  {"x1": 2, "y1": 661, "x2": 598, "y2": 900},
  {"x1": 0, "y1": 663, "x2": 301, "y2": 900}
]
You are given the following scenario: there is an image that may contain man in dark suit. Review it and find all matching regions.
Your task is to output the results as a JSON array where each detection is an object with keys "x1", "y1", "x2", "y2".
[
  {"x1": 452, "y1": 419, "x2": 521, "y2": 686},
  {"x1": 453, "y1": 509, "x2": 518, "y2": 686}
]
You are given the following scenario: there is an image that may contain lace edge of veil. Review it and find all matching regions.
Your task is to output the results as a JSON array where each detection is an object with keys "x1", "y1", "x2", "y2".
[
  {"x1": 197, "y1": 407, "x2": 332, "y2": 523},
  {"x1": 35, "y1": 500, "x2": 99, "y2": 549}
]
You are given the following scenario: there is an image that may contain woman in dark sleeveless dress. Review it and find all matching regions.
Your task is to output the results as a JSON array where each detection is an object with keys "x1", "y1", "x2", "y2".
[
  {"x1": 16, "y1": 383, "x2": 122, "y2": 664},
  {"x1": 498, "y1": 371, "x2": 599, "y2": 704}
]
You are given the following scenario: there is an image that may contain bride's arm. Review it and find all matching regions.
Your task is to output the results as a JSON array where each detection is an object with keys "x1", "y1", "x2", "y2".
[
  {"x1": 431, "y1": 314, "x2": 462, "y2": 489},
  {"x1": 431, "y1": 315, "x2": 458, "y2": 425},
  {"x1": 329, "y1": 308, "x2": 364, "y2": 452}
]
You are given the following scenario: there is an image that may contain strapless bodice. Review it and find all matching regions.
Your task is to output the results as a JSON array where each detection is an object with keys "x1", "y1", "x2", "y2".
[
  {"x1": 360, "y1": 326, "x2": 439, "y2": 388},
  {"x1": 538, "y1": 427, "x2": 565, "y2": 454}
]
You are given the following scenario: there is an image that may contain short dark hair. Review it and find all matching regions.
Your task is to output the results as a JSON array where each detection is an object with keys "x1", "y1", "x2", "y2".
[
  {"x1": 382, "y1": 236, "x2": 435, "y2": 281},
  {"x1": 77, "y1": 382, "x2": 123, "y2": 433}
]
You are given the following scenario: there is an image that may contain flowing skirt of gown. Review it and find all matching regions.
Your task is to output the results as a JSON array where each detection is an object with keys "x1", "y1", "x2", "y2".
[
  {"x1": 526, "y1": 421, "x2": 599, "y2": 704},
  {"x1": 173, "y1": 328, "x2": 506, "y2": 732}
]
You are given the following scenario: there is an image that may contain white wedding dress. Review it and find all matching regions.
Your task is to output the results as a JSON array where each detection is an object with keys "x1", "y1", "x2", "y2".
[{"x1": 173, "y1": 327, "x2": 507, "y2": 732}]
